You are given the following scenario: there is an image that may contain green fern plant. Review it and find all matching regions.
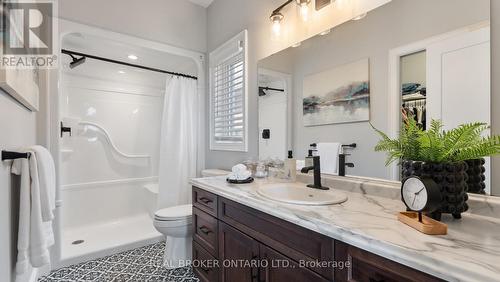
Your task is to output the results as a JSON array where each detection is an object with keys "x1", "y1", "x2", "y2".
[{"x1": 372, "y1": 118, "x2": 500, "y2": 165}]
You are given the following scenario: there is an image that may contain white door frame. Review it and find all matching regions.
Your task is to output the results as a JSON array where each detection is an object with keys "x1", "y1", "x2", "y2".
[
  {"x1": 258, "y1": 68, "x2": 293, "y2": 157},
  {"x1": 47, "y1": 19, "x2": 206, "y2": 269},
  {"x1": 387, "y1": 21, "x2": 490, "y2": 181}
]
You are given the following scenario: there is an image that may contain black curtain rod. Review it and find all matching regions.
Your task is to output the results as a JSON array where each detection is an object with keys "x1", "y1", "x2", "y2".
[{"x1": 61, "y1": 49, "x2": 198, "y2": 80}]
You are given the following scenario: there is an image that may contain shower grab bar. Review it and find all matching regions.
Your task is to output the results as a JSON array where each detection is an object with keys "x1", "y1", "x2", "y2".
[{"x1": 79, "y1": 121, "x2": 150, "y2": 159}]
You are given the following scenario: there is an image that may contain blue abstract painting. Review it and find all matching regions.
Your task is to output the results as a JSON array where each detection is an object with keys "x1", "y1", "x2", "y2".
[{"x1": 303, "y1": 58, "x2": 370, "y2": 126}]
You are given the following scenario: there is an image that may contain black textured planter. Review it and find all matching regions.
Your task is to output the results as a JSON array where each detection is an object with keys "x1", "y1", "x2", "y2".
[
  {"x1": 401, "y1": 160, "x2": 469, "y2": 220},
  {"x1": 465, "y1": 158, "x2": 486, "y2": 194}
]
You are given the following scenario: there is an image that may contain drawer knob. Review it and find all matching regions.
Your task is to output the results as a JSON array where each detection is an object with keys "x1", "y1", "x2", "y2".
[
  {"x1": 199, "y1": 226, "x2": 212, "y2": 235},
  {"x1": 199, "y1": 197, "x2": 213, "y2": 204}
]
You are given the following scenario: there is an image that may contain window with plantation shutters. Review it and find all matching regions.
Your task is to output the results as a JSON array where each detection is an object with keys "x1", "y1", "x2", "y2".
[{"x1": 209, "y1": 30, "x2": 248, "y2": 151}]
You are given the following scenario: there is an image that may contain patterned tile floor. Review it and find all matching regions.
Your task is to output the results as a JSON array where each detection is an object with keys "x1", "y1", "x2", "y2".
[{"x1": 39, "y1": 242, "x2": 199, "y2": 282}]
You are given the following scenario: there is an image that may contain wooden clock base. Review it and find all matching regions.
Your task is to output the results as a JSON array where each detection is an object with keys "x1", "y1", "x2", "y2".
[{"x1": 398, "y1": 212, "x2": 447, "y2": 235}]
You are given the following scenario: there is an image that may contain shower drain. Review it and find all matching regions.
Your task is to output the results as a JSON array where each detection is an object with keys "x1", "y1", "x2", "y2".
[{"x1": 72, "y1": 240, "x2": 85, "y2": 245}]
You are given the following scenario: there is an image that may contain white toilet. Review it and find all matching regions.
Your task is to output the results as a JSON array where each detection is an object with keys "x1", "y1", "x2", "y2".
[
  {"x1": 153, "y1": 169, "x2": 229, "y2": 268},
  {"x1": 153, "y1": 204, "x2": 193, "y2": 269}
]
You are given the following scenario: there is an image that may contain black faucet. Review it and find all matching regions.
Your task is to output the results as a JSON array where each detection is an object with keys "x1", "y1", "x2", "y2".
[
  {"x1": 338, "y1": 153, "x2": 354, "y2": 177},
  {"x1": 300, "y1": 156, "x2": 329, "y2": 190}
]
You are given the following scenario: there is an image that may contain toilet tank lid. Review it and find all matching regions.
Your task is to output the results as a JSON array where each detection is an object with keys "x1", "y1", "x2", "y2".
[
  {"x1": 201, "y1": 169, "x2": 230, "y2": 177},
  {"x1": 155, "y1": 204, "x2": 192, "y2": 220}
]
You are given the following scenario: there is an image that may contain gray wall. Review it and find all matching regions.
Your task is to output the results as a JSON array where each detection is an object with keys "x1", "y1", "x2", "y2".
[
  {"x1": 259, "y1": 0, "x2": 489, "y2": 179},
  {"x1": 206, "y1": 0, "x2": 281, "y2": 169},
  {"x1": 59, "y1": 0, "x2": 208, "y2": 53},
  {"x1": 0, "y1": 92, "x2": 37, "y2": 281},
  {"x1": 206, "y1": 0, "x2": 492, "y2": 179},
  {"x1": 492, "y1": 1, "x2": 500, "y2": 196}
]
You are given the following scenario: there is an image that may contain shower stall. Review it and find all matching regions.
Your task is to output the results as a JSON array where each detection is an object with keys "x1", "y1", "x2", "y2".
[{"x1": 51, "y1": 21, "x2": 204, "y2": 267}]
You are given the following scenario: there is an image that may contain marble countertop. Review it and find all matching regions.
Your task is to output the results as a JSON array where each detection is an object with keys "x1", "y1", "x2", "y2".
[{"x1": 190, "y1": 175, "x2": 500, "y2": 282}]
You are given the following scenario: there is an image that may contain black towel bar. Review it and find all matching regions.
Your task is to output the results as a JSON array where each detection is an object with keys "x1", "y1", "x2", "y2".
[
  {"x1": 1, "y1": 150, "x2": 30, "y2": 161},
  {"x1": 310, "y1": 143, "x2": 357, "y2": 148},
  {"x1": 342, "y1": 143, "x2": 357, "y2": 148}
]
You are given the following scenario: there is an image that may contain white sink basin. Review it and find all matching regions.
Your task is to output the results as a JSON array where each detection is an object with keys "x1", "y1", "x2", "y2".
[{"x1": 257, "y1": 183, "x2": 348, "y2": 206}]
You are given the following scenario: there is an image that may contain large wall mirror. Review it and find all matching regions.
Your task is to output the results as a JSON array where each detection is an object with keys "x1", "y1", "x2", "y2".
[{"x1": 257, "y1": 1, "x2": 494, "y2": 194}]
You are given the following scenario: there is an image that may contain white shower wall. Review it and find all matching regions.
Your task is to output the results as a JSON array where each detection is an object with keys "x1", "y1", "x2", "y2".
[
  {"x1": 51, "y1": 26, "x2": 203, "y2": 267},
  {"x1": 58, "y1": 71, "x2": 165, "y2": 262},
  {"x1": 60, "y1": 74, "x2": 163, "y2": 185}
]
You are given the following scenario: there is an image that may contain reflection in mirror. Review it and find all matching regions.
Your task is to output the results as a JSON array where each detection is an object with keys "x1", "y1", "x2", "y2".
[
  {"x1": 400, "y1": 51, "x2": 427, "y2": 133},
  {"x1": 257, "y1": 1, "x2": 493, "y2": 195},
  {"x1": 258, "y1": 69, "x2": 290, "y2": 160},
  {"x1": 400, "y1": 51, "x2": 427, "y2": 179}
]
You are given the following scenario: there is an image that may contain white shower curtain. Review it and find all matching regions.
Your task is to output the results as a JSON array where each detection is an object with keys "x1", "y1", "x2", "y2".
[{"x1": 158, "y1": 76, "x2": 198, "y2": 208}]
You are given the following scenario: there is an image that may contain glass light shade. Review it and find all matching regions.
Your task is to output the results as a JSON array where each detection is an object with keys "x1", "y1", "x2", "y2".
[
  {"x1": 272, "y1": 20, "x2": 281, "y2": 36},
  {"x1": 296, "y1": 0, "x2": 311, "y2": 22},
  {"x1": 300, "y1": 3, "x2": 309, "y2": 21},
  {"x1": 270, "y1": 13, "x2": 284, "y2": 36}
]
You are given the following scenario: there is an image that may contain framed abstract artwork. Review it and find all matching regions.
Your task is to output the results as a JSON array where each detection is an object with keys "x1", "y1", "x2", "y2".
[
  {"x1": 303, "y1": 58, "x2": 370, "y2": 126},
  {"x1": 0, "y1": 8, "x2": 40, "y2": 112}
]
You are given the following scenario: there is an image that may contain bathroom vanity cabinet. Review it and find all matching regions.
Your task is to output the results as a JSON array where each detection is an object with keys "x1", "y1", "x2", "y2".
[{"x1": 192, "y1": 186, "x2": 443, "y2": 282}]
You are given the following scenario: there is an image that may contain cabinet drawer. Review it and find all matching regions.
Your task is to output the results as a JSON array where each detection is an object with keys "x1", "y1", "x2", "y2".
[
  {"x1": 193, "y1": 186, "x2": 218, "y2": 216},
  {"x1": 193, "y1": 207, "x2": 218, "y2": 256},
  {"x1": 218, "y1": 197, "x2": 334, "y2": 280},
  {"x1": 334, "y1": 241, "x2": 444, "y2": 282},
  {"x1": 192, "y1": 241, "x2": 219, "y2": 282}
]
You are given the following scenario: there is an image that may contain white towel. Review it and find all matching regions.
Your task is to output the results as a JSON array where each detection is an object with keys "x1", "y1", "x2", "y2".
[
  {"x1": 227, "y1": 164, "x2": 252, "y2": 180},
  {"x1": 11, "y1": 148, "x2": 55, "y2": 276},
  {"x1": 30, "y1": 146, "x2": 56, "y2": 222},
  {"x1": 317, "y1": 143, "x2": 342, "y2": 175}
]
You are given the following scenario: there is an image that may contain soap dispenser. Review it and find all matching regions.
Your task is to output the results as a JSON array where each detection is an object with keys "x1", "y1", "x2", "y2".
[
  {"x1": 305, "y1": 143, "x2": 317, "y2": 167},
  {"x1": 310, "y1": 143, "x2": 318, "y2": 156},
  {"x1": 284, "y1": 150, "x2": 297, "y2": 181}
]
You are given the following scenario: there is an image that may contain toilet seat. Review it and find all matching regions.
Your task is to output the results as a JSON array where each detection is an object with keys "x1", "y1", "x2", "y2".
[
  {"x1": 154, "y1": 218, "x2": 191, "y2": 228},
  {"x1": 154, "y1": 204, "x2": 192, "y2": 221}
]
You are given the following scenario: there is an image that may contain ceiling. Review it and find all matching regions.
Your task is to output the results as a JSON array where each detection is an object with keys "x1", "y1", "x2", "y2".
[{"x1": 188, "y1": 0, "x2": 214, "y2": 8}]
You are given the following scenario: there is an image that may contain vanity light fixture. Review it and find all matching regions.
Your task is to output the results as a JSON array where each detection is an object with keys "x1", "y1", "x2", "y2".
[
  {"x1": 271, "y1": 12, "x2": 284, "y2": 36},
  {"x1": 296, "y1": 0, "x2": 312, "y2": 21},
  {"x1": 127, "y1": 54, "x2": 138, "y2": 60},
  {"x1": 352, "y1": 12, "x2": 367, "y2": 21},
  {"x1": 269, "y1": 0, "x2": 312, "y2": 36}
]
